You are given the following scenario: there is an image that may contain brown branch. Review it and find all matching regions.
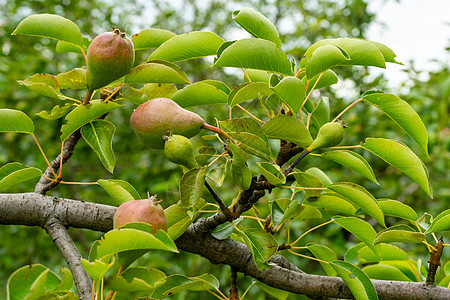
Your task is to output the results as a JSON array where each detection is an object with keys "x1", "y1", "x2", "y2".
[
  {"x1": 229, "y1": 267, "x2": 239, "y2": 300},
  {"x1": 1, "y1": 193, "x2": 449, "y2": 299}
]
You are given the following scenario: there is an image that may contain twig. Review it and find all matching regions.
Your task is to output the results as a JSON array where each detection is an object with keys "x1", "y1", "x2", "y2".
[
  {"x1": 229, "y1": 268, "x2": 239, "y2": 300},
  {"x1": 204, "y1": 180, "x2": 233, "y2": 220}
]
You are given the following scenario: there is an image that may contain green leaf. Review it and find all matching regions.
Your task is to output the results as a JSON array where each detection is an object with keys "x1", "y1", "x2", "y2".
[
  {"x1": 344, "y1": 243, "x2": 366, "y2": 264},
  {"x1": 330, "y1": 260, "x2": 378, "y2": 300},
  {"x1": 60, "y1": 100, "x2": 123, "y2": 141},
  {"x1": 0, "y1": 109, "x2": 35, "y2": 133},
  {"x1": 270, "y1": 76, "x2": 306, "y2": 112},
  {"x1": 180, "y1": 167, "x2": 207, "y2": 208},
  {"x1": 262, "y1": 115, "x2": 313, "y2": 148},
  {"x1": 310, "y1": 97, "x2": 330, "y2": 129},
  {"x1": 54, "y1": 267, "x2": 74, "y2": 291},
  {"x1": 257, "y1": 162, "x2": 285, "y2": 186},
  {"x1": 55, "y1": 68, "x2": 87, "y2": 89},
  {"x1": 362, "y1": 93, "x2": 428, "y2": 156},
  {"x1": 304, "y1": 192, "x2": 357, "y2": 215},
  {"x1": 228, "y1": 82, "x2": 273, "y2": 107},
  {"x1": 81, "y1": 120, "x2": 116, "y2": 173},
  {"x1": 55, "y1": 37, "x2": 89, "y2": 55},
  {"x1": 93, "y1": 227, "x2": 178, "y2": 260},
  {"x1": 239, "y1": 228, "x2": 278, "y2": 270},
  {"x1": 333, "y1": 217, "x2": 377, "y2": 250},
  {"x1": 213, "y1": 39, "x2": 292, "y2": 75},
  {"x1": 148, "y1": 31, "x2": 224, "y2": 62},
  {"x1": 307, "y1": 243, "x2": 338, "y2": 276},
  {"x1": 171, "y1": 80, "x2": 229, "y2": 107},
  {"x1": 244, "y1": 69, "x2": 272, "y2": 83},
  {"x1": 377, "y1": 199, "x2": 418, "y2": 222},
  {"x1": 292, "y1": 171, "x2": 323, "y2": 198},
  {"x1": 123, "y1": 83, "x2": 177, "y2": 105},
  {"x1": 125, "y1": 60, "x2": 190, "y2": 84},
  {"x1": 302, "y1": 38, "x2": 386, "y2": 78},
  {"x1": 270, "y1": 200, "x2": 285, "y2": 228},
  {"x1": 254, "y1": 281, "x2": 290, "y2": 300},
  {"x1": 305, "y1": 167, "x2": 333, "y2": 186},
  {"x1": 7, "y1": 264, "x2": 61, "y2": 300},
  {"x1": 36, "y1": 103, "x2": 74, "y2": 120},
  {"x1": 357, "y1": 243, "x2": 409, "y2": 264},
  {"x1": 165, "y1": 199, "x2": 207, "y2": 240},
  {"x1": 12, "y1": 14, "x2": 83, "y2": 47},
  {"x1": 290, "y1": 204, "x2": 323, "y2": 221},
  {"x1": 0, "y1": 163, "x2": 42, "y2": 191},
  {"x1": 132, "y1": 28, "x2": 176, "y2": 50},
  {"x1": 108, "y1": 267, "x2": 166, "y2": 292},
  {"x1": 363, "y1": 264, "x2": 412, "y2": 282},
  {"x1": 97, "y1": 179, "x2": 140, "y2": 206},
  {"x1": 232, "y1": 7, "x2": 281, "y2": 46},
  {"x1": 361, "y1": 138, "x2": 432, "y2": 198},
  {"x1": 373, "y1": 228, "x2": 425, "y2": 245},
  {"x1": 80, "y1": 256, "x2": 115, "y2": 281},
  {"x1": 18, "y1": 74, "x2": 71, "y2": 100},
  {"x1": 370, "y1": 41, "x2": 402, "y2": 64},
  {"x1": 304, "y1": 70, "x2": 339, "y2": 94},
  {"x1": 306, "y1": 44, "x2": 350, "y2": 78},
  {"x1": 329, "y1": 182, "x2": 385, "y2": 227},
  {"x1": 321, "y1": 150, "x2": 378, "y2": 184},
  {"x1": 152, "y1": 274, "x2": 219, "y2": 298},
  {"x1": 425, "y1": 209, "x2": 450, "y2": 233},
  {"x1": 211, "y1": 217, "x2": 243, "y2": 240}
]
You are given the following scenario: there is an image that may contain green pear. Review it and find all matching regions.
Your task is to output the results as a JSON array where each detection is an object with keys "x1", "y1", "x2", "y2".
[
  {"x1": 130, "y1": 98, "x2": 205, "y2": 149},
  {"x1": 86, "y1": 28, "x2": 135, "y2": 91},
  {"x1": 307, "y1": 122, "x2": 344, "y2": 152},
  {"x1": 164, "y1": 133, "x2": 198, "y2": 170}
]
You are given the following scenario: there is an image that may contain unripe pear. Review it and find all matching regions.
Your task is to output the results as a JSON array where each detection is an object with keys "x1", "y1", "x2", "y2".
[
  {"x1": 130, "y1": 98, "x2": 205, "y2": 149},
  {"x1": 164, "y1": 133, "x2": 198, "y2": 170},
  {"x1": 113, "y1": 197, "x2": 167, "y2": 233},
  {"x1": 86, "y1": 28, "x2": 135, "y2": 91},
  {"x1": 307, "y1": 122, "x2": 344, "y2": 152}
]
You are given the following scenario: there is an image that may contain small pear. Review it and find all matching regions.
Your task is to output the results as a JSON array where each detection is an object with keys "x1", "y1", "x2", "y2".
[
  {"x1": 130, "y1": 98, "x2": 205, "y2": 149},
  {"x1": 307, "y1": 122, "x2": 344, "y2": 152},
  {"x1": 86, "y1": 28, "x2": 135, "y2": 91},
  {"x1": 164, "y1": 133, "x2": 198, "y2": 170}
]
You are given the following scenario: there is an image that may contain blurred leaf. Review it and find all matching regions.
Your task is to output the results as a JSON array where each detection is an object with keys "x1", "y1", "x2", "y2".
[
  {"x1": 321, "y1": 150, "x2": 378, "y2": 184},
  {"x1": 361, "y1": 138, "x2": 432, "y2": 198},
  {"x1": 172, "y1": 81, "x2": 229, "y2": 107},
  {"x1": 132, "y1": 28, "x2": 176, "y2": 50},
  {"x1": 425, "y1": 209, "x2": 450, "y2": 233},
  {"x1": 80, "y1": 256, "x2": 115, "y2": 281},
  {"x1": 213, "y1": 39, "x2": 292, "y2": 75},
  {"x1": 97, "y1": 179, "x2": 140, "y2": 206},
  {"x1": 330, "y1": 260, "x2": 378, "y2": 300},
  {"x1": 152, "y1": 273, "x2": 219, "y2": 298},
  {"x1": 254, "y1": 281, "x2": 290, "y2": 300},
  {"x1": 329, "y1": 182, "x2": 385, "y2": 227},
  {"x1": 36, "y1": 103, "x2": 74, "y2": 120},
  {"x1": 180, "y1": 167, "x2": 207, "y2": 208},
  {"x1": 12, "y1": 14, "x2": 83, "y2": 47},
  {"x1": 232, "y1": 7, "x2": 281, "y2": 47},
  {"x1": 0, "y1": 163, "x2": 42, "y2": 191},
  {"x1": 377, "y1": 199, "x2": 418, "y2": 222},
  {"x1": 149, "y1": 31, "x2": 224, "y2": 62},
  {"x1": 262, "y1": 115, "x2": 313, "y2": 148},
  {"x1": 228, "y1": 82, "x2": 273, "y2": 107},
  {"x1": 362, "y1": 93, "x2": 428, "y2": 156},
  {"x1": 81, "y1": 120, "x2": 116, "y2": 173},
  {"x1": 0, "y1": 109, "x2": 35, "y2": 133},
  {"x1": 125, "y1": 60, "x2": 189, "y2": 84},
  {"x1": 60, "y1": 100, "x2": 122, "y2": 141}
]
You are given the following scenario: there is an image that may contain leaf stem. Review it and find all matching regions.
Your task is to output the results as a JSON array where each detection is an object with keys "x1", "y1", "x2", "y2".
[
  {"x1": 280, "y1": 186, "x2": 327, "y2": 191},
  {"x1": 59, "y1": 181, "x2": 98, "y2": 185},
  {"x1": 236, "y1": 104, "x2": 266, "y2": 124},
  {"x1": 58, "y1": 142, "x2": 64, "y2": 178},
  {"x1": 289, "y1": 220, "x2": 333, "y2": 246},
  {"x1": 332, "y1": 98, "x2": 363, "y2": 122},
  {"x1": 80, "y1": 47, "x2": 87, "y2": 64},
  {"x1": 288, "y1": 249, "x2": 329, "y2": 264},
  {"x1": 30, "y1": 133, "x2": 58, "y2": 179},
  {"x1": 300, "y1": 72, "x2": 323, "y2": 112},
  {"x1": 104, "y1": 83, "x2": 126, "y2": 103},
  {"x1": 327, "y1": 145, "x2": 362, "y2": 149},
  {"x1": 240, "y1": 282, "x2": 256, "y2": 300},
  {"x1": 242, "y1": 68, "x2": 252, "y2": 82},
  {"x1": 203, "y1": 123, "x2": 233, "y2": 141},
  {"x1": 295, "y1": 68, "x2": 305, "y2": 78}
]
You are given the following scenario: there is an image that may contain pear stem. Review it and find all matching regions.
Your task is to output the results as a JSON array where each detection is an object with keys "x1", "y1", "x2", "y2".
[
  {"x1": 202, "y1": 123, "x2": 233, "y2": 141},
  {"x1": 83, "y1": 89, "x2": 94, "y2": 105}
]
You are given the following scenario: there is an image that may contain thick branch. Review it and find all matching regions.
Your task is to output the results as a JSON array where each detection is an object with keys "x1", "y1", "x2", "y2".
[
  {"x1": 44, "y1": 217, "x2": 92, "y2": 299},
  {"x1": 1, "y1": 193, "x2": 449, "y2": 299}
]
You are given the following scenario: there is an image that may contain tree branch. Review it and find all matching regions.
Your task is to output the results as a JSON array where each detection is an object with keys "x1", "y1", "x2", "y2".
[{"x1": 1, "y1": 193, "x2": 449, "y2": 299}]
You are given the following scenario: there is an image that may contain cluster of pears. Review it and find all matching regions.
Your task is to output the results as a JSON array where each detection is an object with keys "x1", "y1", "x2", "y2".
[{"x1": 86, "y1": 27, "x2": 135, "y2": 92}]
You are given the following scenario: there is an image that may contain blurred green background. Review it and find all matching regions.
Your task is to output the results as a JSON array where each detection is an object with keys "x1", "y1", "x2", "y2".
[{"x1": 0, "y1": 0, "x2": 448, "y2": 298}]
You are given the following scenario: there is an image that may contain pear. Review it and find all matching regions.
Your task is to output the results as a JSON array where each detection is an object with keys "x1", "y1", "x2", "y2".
[
  {"x1": 113, "y1": 197, "x2": 167, "y2": 233},
  {"x1": 86, "y1": 27, "x2": 135, "y2": 91},
  {"x1": 164, "y1": 133, "x2": 198, "y2": 170},
  {"x1": 130, "y1": 98, "x2": 205, "y2": 149},
  {"x1": 307, "y1": 122, "x2": 344, "y2": 152}
]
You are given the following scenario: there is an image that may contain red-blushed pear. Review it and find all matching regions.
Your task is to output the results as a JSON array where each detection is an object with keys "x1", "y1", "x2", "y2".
[
  {"x1": 86, "y1": 27, "x2": 135, "y2": 91},
  {"x1": 130, "y1": 98, "x2": 205, "y2": 149},
  {"x1": 113, "y1": 196, "x2": 167, "y2": 233}
]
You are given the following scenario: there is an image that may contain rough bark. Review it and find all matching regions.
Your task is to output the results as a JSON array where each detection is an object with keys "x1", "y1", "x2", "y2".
[{"x1": 1, "y1": 193, "x2": 449, "y2": 299}]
